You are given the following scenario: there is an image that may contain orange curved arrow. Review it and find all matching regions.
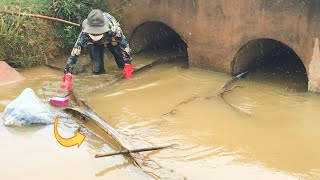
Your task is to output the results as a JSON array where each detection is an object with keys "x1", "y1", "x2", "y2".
[{"x1": 54, "y1": 116, "x2": 86, "y2": 148}]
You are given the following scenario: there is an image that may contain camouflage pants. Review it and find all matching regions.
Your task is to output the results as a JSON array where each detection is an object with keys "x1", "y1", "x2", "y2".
[{"x1": 89, "y1": 44, "x2": 131, "y2": 74}]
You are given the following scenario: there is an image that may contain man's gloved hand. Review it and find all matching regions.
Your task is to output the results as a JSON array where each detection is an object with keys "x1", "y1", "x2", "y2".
[
  {"x1": 64, "y1": 66, "x2": 73, "y2": 74},
  {"x1": 60, "y1": 73, "x2": 73, "y2": 89},
  {"x1": 123, "y1": 64, "x2": 134, "y2": 79}
]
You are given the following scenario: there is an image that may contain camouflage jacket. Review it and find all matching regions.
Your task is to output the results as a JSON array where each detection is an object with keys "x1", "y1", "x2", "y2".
[{"x1": 66, "y1": 12, "x2": 130, "y2": 70}]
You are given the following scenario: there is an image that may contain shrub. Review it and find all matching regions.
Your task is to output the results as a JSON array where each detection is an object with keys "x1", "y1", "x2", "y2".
[
  {"x1": 0, "y1": 0, "x2": 106, "y2": 67},
  {"x1": 0, "y1": 6, "x2": 54, "y2": 67},
  {"x1": 48, "y1": 0, "x2": 106, "y2": 50}
]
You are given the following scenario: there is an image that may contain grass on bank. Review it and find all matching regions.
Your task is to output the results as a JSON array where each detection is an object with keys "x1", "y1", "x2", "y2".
[
  {"x1": 0, "y1": 0, "x2": 105, "y2": 68},
  {"x1": 0, "y1": 1, "x2": 54, "y2": 67}
]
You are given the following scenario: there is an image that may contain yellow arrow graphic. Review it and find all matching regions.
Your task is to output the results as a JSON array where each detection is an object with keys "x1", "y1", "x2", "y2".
[{"x1": 54, "y1": 116, "x2": 86, "y2": 148}]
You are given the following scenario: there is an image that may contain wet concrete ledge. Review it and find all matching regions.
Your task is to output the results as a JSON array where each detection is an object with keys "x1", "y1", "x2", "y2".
[{"x1": 45, "y1": 50, "x2": 187, "y2": 94}]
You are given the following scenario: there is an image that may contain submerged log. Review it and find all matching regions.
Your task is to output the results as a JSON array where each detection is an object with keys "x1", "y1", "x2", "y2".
[
  {"x1": 44, "y1": 54, "x2": 186, "y2": 94},
  {"x1": 66, "y1": 91, "x2": 142, "y2": 166},
  {"x1": 89, "y1": 55, "x2": 186, "y2": 93}
]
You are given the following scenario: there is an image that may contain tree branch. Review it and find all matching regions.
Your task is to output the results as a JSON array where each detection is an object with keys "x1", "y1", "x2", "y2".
[
  {"x1": 95, "y1": 144, "x2": 178, "y2": 158},
  {"x1": 0, "y1": 10, "x2": 80, "y2": 27}
]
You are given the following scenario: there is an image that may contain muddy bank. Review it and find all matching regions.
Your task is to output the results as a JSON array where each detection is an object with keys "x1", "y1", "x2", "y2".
[{"x1": 0, "y1": 61, "x2": 25, "y2": 85}]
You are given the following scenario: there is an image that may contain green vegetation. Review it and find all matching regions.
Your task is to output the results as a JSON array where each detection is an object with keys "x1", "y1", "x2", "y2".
[
  {"x1": 49, "y1": 0, "x2": 106, "y2": 50},
  {"x1": 0, "y1": 0, "x2": 105, "y2": 68},
  {"x1": 0, "y1": 0, "x2": 49, "y2": 10},
  {"x1": 0, "y1": 3, "x2": 53, "y2": 67}
]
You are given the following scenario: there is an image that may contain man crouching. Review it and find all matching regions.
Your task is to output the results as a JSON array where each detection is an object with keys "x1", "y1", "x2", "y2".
[{"x1": 61, "y1": 9, "x2": 134, "y2": 89}]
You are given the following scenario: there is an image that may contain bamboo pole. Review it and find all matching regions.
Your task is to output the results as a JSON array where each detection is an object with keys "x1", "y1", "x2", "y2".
[
  {"x1": 217, "y1": 71, "x2": 248, "y2": 96},
  {"x1": 0, "y1": 10, "x2": 80, "y2": 27},
  {"x1": 217, "y1": 71, "x2": 250, "y2": 114},
  {"x1": 95, "y1": 144, "x2": 177, "y2": 158}
]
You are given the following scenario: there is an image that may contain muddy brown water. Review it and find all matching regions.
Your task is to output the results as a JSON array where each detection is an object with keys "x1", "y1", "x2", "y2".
[{"x1": 0, "y1": 56, "x2": 320, "y2": 179}]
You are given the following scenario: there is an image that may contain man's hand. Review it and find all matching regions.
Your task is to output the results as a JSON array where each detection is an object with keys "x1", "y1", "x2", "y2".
[
  {"x1": 71, "y1": 48, "x2": 81, "y2": 56},
  {"x1": 123, "y1": 64, "x2": 134, "y2": 79},
  {"x1": 60, "y1": 73, "x2": 73, "y2": 89}
]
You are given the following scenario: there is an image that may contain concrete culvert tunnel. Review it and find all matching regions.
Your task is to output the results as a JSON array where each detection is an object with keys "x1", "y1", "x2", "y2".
[
  {"x1": 129, "y1": 21, "x2": 188, "y2": 63},
  {"x1": 231, "y1": 39, "x2": 308, "y2": 92}
]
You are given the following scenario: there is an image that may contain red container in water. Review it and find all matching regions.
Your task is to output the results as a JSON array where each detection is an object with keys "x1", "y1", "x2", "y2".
[{"x1": 49, "y1": 97, "x2": 69, "y2": 107}]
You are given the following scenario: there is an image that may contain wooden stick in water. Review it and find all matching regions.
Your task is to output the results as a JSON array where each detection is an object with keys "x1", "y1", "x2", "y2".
[
  {"x1": 0, "y1": 10, "x2": 80, "y2": 27},
  {"x1": 217, "y1": 71, "x2": 248, "y2": 96},
  {"x1": 95, "y1": 144, "x2": 177, "y2": 158}
]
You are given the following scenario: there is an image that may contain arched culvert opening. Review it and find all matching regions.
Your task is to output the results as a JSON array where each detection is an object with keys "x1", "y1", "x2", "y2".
[
  {"x1": 231, "y1": 39, "x2": 308, "y2": 92},
  {"x1": 129, "y1": 21, "x2": 188, "y2": 64}
]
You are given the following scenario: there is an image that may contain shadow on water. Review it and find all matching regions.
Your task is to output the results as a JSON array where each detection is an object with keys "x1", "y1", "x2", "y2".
[{"x1": 95, "y1": 161, "x2": 131, "y2": 177}]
